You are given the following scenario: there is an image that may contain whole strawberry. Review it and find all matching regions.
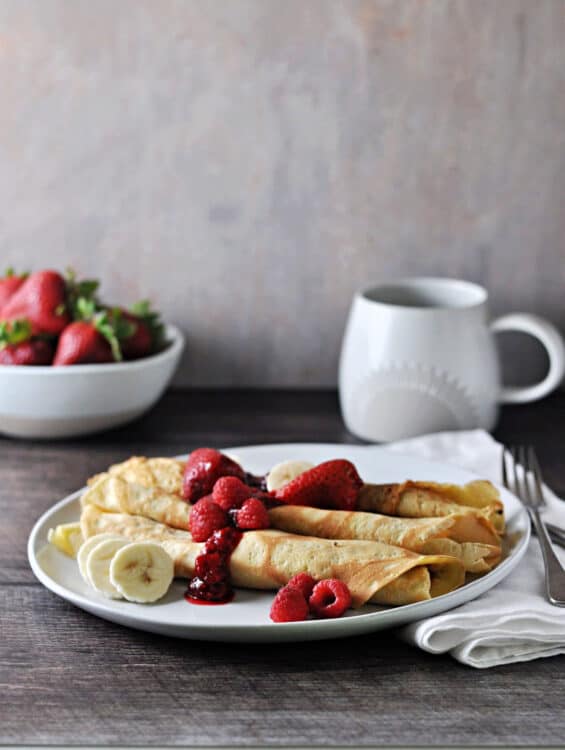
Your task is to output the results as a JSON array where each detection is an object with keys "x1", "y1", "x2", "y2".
[
  {"x1": 53, "y1": 321, "x2": 113, "y2": 365},
  {"x1": 0, "y1": 320, "x2": 53, "y2": 365},
  {"x1": 275, "y1": 459, "x2": 363, "y2": 511},
  {"x1": 117, "y1": 310, "x2": 153, "y2": 359},
  {"x1": 182, "y1": 448, "x2": 245, "y2": 502},
  {"x1": 0, "y1": 268, "x2": 27, "y2": 312},
  {"x1": 0, "y1": 270, "x2": 70, "y2": 336},
  {"x1": 115, "y1": 301, "x2": 165, "y2": 360}
]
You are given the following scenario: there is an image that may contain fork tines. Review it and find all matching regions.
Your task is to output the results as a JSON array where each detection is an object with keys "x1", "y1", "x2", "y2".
[{"x1": 501, "y1": 445, "x2": 545, "y2": 509}]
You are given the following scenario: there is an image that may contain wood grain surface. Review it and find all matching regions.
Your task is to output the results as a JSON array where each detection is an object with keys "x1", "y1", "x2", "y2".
[{"x1": 2, "y1": 389, "x2": 565, "y2": 745}]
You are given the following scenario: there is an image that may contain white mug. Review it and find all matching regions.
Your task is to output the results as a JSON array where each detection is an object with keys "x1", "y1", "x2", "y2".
[{"x1": 339, "y1": 277, "x2": 565, "y2": 442}]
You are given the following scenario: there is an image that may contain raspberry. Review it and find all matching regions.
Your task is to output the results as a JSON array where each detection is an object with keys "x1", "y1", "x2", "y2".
[
  {"x1": 182, "y1": 448, "x2": 245, "y2": 502},
  {"x1": 269, "y1": 586, "x2": 309, "y2": 623},
  {"x1": 204, "y1": 526, "x2": 242, "y2": 554},
  {"x1": 212, "y1": 476, "x2": 256, "y2": 511},
  {"x1": 308, "y1": 579, "x2": 352, "y2": 619},
  {"x1": 287, "y1": 573, "x2": 316, "y2": 600},
  {"x1": 236, "y1": 498, "x2": 270, "y2": 530},
  {"x1": 189, "y1": 497, "x2": 230, "y2": 542},
  {"x1": 195, "y1": 552, "x2": 226, "y2": 584}
]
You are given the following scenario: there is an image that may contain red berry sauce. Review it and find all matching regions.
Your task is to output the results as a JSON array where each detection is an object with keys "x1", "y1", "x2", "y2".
[{"x1": 184, "y1": 527, "x2": 242, "y2": 605}]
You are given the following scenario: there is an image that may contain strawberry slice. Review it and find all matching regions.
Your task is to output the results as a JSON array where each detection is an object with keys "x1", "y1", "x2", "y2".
[
  {"x1": 274, "y1": 459, "x2": 363, "y2": 511},
  {"x1": 0, "y1": 270, "x2": 70, "y2": 336}
]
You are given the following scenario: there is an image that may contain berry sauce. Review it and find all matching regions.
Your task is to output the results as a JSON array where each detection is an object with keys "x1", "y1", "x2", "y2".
[{"x1": 184, "y1": 527, "x2": 242, "y2": 605}]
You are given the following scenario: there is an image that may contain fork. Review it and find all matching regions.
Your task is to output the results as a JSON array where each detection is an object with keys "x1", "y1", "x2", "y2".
[{"x1": 502, "y1": 445, "x2": 565, "y2": 606}]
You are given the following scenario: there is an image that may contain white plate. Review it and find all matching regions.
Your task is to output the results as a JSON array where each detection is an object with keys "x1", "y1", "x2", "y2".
[{"x1": 28, "y1": 443, "x2": 530, "y2": 642}]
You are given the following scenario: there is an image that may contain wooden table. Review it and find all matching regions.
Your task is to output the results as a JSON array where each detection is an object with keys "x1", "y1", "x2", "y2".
[{"x1": 3, "y1": 390, "x2": 565, "y2": 746}]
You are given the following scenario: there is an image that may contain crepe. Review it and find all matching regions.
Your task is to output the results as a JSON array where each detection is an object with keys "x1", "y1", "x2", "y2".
[
  {"x1": 88, "y1": 456, "x2": 185, "y2": 494},
  {"x1": 80, "y1": 505, "x2": 465, "y2": 607},
  {"x1": 268, "y1": 505, "x2": 501, "y2": 573},
  {"x1": 358, "y1": 480, "x2": 505, "y2": 533},
  {"x1": 83, "y1": 476, "x2": 501, "y2": 574},
  {"x1": 83, "y1": 475, "x2": 191, "y2": 529},
  {"x1": 87, "y1": 458, "x2": 504, "y2": 533}
]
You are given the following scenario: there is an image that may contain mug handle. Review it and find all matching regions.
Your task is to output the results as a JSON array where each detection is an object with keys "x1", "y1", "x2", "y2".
[{"x1": 490, "y1": 313, "x2": 565, "y2": 404}]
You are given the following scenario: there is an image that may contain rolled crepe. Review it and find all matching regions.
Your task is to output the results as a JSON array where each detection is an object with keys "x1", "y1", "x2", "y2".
[
  {"x1": 87, "y1": 458, "x2": 504, "y2": 533},
  {"x1": 82, "y1": 475, "x2": 191, "y2": 529},
  {"x1": 268, "y1": 505, "x2": 501, "y2": 573},
  {"x1": 88, "y1": 456, "x2": 185, "y2": 494},
  {"x1": 83, "y1": 476, "x2": 501, "y2": 574},
  {"x1": 80, "y1": 505, "x2": 464, "y2": 607},
  {"x1": 358, "y1": 480, "x2": 505, "y2": 533}
]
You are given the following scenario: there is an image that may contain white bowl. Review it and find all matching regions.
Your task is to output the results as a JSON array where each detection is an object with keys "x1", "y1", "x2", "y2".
[{"x1": 0, "y1": 324, "x2": 184, "y2": 439}]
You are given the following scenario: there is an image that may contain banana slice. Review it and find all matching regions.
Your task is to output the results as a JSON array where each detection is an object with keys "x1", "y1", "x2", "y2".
[
  {"x1": 110, "y1": 542, "x2": 174, "y2": 603},
  {"x1": 77, "y1": 533, "x2": 125, "y2": 584},
  {"x1": 48, "y1": 523, "x2": 84, "y2": 558},
  {"x1": 266, "y1": 459, "x2": 315, "y2": 492},
  {"x1": 84, "y1": 537, "x2": 129, "y2": 598}
]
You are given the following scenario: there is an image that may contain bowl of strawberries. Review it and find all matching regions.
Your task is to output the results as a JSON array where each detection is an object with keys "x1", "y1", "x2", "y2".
[{"x1": 0, "y1": 268, "x2": 184, "y2": 438}]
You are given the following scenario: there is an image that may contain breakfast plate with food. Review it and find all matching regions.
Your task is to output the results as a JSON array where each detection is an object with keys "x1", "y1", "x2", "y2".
[{"x1": 28, "y1": 443, "x2": 530, "y2": 642}]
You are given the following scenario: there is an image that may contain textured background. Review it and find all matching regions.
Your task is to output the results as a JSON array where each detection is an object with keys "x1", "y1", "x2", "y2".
[{"x1": 0, "y1": 0, "x2": 564, "y2": 386}]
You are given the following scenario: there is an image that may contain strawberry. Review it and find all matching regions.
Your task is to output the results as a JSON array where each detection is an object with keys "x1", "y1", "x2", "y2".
[
  {"x1": 182, "y1": 448, "x2": 246, "y2": 502},
  {"x1": 119, "y1": 312, "x2": 153, "y2": 359},
  {"x1": 0, "y1": 268, "x2": 27, "y2": 312},
  {"x1": 0, "y1": 339, "x2": 54, "y2": 366},
  {"x1": 0, "y1": 320, "x2": 53, "y2": 365},
  {"x1": 53, "y1": 321, "x2": 113, "y2": 365},
  {"x1": 274, "y1": 459, "x2": 363, "y2": 511},
  {"x1": 109, "y1": 301, "x2": 165, "y2": 360},
  {"x1": 64, "y1": 268, "x2": 101, "y2": 320},
  {"x1": 0, "y1": 270, "x2": 70, "y2": 335}
]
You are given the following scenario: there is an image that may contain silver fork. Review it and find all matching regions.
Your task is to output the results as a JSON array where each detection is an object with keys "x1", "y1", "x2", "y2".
[{"x1": 502, "y1": 445, "x2": 565, "y2": 606}]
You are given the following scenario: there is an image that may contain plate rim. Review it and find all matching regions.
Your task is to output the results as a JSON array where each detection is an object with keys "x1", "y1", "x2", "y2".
[{"x1": 27, "y1": 443, "x2": 531, "y2": 641}]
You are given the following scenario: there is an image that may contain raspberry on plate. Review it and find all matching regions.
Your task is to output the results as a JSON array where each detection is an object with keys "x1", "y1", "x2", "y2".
[
  {"x1": 189, "y1": 497, "x2": 230, "y2": 542},
  {"x1": 270, "y1": 586, "x2": 309, "y2": 623},
  {"x1": 236, "y1": 498, "x2": 270, "y2": 530},
  {"x1": 212, "y1": 476, "x2": 256, "y2": 511},
  {"x1": 308, "y1": 579, "x2": 352, "y2": 619},
  {"x1": 286, "y1": 572, "x2": 316, "y2": 600}
]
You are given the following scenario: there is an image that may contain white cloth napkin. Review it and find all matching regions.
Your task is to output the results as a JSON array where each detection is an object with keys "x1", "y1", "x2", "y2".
[{"x1": 384, "y1": 429, "x2": 565, "y2": 668}]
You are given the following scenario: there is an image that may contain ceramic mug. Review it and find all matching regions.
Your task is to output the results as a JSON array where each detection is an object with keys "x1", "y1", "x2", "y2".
[{"x1": 339, "y1": 277, "x2": 565, "y2": 442}]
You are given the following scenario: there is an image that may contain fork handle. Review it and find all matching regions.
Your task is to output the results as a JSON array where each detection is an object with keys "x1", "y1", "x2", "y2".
[{"x1": 528, "y1": 507, "x2": 565, "y2": 606}]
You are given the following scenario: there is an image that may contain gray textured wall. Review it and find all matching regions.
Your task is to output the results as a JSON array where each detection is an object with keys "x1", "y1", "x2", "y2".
[{"x1": 0, "y1": 0, "x2": 564, "y2": 386}]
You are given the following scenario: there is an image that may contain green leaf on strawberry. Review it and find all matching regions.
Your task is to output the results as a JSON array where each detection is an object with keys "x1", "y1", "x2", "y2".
[
  {"x1": 65, "y1": 267, "x2": 101, "y2": 320},
  {"x1": 130, "y1": 299, "x2": 166, "y2": 352},
  {"x1": 0, "y1": 319, "x2": 32, "y2": 349},
  {"x1": 3, "y1": 267, "x2": 28, "y2": 279}
]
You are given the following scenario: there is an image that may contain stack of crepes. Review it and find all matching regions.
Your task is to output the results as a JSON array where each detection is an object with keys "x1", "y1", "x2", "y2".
[{"x1": 80, "y1": 456, "x2": 505, "y2": 609}]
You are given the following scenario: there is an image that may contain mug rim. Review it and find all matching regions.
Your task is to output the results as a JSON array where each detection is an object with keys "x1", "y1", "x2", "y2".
[{"x1": 358, "y1": 277, "x2": 488, "y2": 311}]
